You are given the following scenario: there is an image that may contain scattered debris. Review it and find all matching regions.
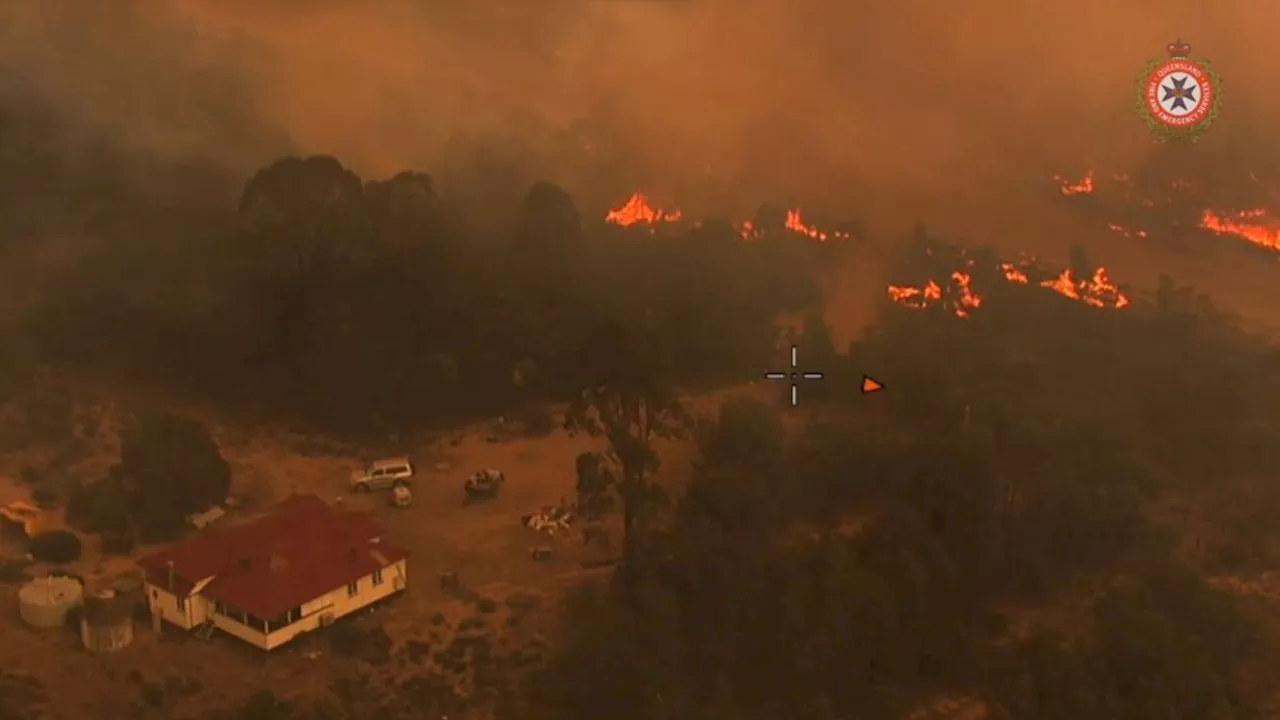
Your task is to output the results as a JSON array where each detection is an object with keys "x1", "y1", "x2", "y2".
[
  {"x1": 391, "y1": 486, "x2": 412, "y2": 508},
  {"x1": 464, "y1": 469, "x2": 505, "y2": 501},
  {"x1": 185, "y1": 505, "x2": 226, "y2": 530},
  {"x1": 522, "y1": 502, "x2": 574, "y2": 536},
  {"x1": 530, "y1": 545, "x2": 553, "y2": 562}
]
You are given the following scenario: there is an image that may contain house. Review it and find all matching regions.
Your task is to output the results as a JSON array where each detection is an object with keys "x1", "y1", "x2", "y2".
[{"x1": 137, "y1": 494, "x2": 408, "y2": 651}]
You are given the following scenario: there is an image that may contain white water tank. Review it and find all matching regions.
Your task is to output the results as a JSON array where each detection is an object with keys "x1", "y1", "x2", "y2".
[{"x1": 18, "y1": 576, "x2": 84, "y2": 628}]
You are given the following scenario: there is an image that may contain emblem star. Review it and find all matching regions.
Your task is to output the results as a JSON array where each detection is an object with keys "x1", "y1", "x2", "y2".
[{"x1": 1161, "y1": 75, "x2": 1197, "y2": 111}]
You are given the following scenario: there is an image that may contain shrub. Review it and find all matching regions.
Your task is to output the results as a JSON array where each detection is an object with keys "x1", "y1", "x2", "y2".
[
  {"x1": 27, "y1": 530, "x2": 82, "y2": 564},
  {"x1": 115, "y1": 413, "x2": 230, "y2": 541}
]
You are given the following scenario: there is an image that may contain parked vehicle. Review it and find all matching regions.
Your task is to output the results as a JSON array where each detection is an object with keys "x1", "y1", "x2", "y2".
[{"x1": 350, "y1": 457, "x2": 414, "y2": 492}]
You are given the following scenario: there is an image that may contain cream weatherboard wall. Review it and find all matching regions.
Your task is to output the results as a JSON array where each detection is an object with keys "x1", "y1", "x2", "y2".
[
  {"x1": 145, "y1": 576, "x2": 215, "y2": 630},
  {"x1": 212, "y1": 612, "x2": 271, "y2": 649},
  {"x1": 264, "y1": 559, "x2": 407, "y2": 650},
  {"x1": 145, "y1": 584, "x2": 194, "y2": 629},
  {"x1": 144, "y1": 560, "x2": 407, "y2": 651}
]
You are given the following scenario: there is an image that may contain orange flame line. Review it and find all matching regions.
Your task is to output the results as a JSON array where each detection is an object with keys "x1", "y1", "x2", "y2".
[
  {"x1": 1199, "y1": 209, "x2": 1280, "y2": 251},
  {"x1": 888, "y1": 262, "x2": 1128, "y2": 316},
  {"x1": 1057, "y1": 171, "x2": 1094, "y2": 196},
  {"x1": 605, "y1": 193, "x2": 682, "y2": 227}
]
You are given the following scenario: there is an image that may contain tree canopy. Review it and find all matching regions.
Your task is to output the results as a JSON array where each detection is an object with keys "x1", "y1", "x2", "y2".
[
  {"x1": 19, "y1": 155, "x2": 831, "y2": 435},
  {"x1": 68, "y1": 413, "x2": 230, "y2": 543}
]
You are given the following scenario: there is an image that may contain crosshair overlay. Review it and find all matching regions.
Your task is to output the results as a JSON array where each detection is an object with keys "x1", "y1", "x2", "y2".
[{"x1": 764, "y1": 345, "x2": 825, "y2": 406}]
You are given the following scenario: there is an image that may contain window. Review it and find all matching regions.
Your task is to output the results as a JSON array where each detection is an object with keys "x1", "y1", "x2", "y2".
[
  {"x1": 372, "y1": 569, "x2": 384, "y2": 586},
  {"x1": 347, "y1": 580, "x2": 359, "y2": 597},
  {"x1": 176, "y1": 596, "x2": 186, "y2": 612}
]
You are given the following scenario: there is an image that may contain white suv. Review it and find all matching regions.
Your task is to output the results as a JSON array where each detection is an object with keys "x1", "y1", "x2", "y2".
[{"x1": 350, "y1": 457, "x2": 414, "y2": 492}]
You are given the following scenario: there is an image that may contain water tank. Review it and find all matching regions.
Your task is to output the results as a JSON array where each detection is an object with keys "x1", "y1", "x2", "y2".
[
  {"x1": 111, "y1": 574, "x2": 145, "y2": 609},
  {"x1": 18, "y1": 576, "x2": 84, "y2": 628},
  {"x1": 80, "y1": 589, "x2": 134, "y2": 654}
]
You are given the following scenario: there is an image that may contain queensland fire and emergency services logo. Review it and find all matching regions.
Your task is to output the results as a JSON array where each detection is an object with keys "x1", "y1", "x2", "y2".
[{"x1": 1136, "y1": 40, "x2": 1222, "y2": 142}]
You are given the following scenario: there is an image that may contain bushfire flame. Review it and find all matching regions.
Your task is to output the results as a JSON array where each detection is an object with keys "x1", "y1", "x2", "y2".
[
  {"x1": 784, "y1": 209, "x2": 849, "y2": 242},
  {"x1": 1039, "y1": 268, "x2": 1129, "y2": 308},
  {"x1": 605, "y1": 193, "x2": 682, "y2": 227},
  {"x1": 1000, "y1": 262, "x2": 1029, "y2": 284},
  {"x1": 1055, "y1": 168, "x2": 1280, "y2": 253},
  {"x1": 889, "y1": 261, "x2": 1128, "y2": 317},
  {"x1": 888, "y1": 269, "x2": 986, "y2": 318},
  {"x1": 1199, "y1": 209, "x2": 1280, "y2": 252},
  {"x1": 606, "y1": 193, "x2": 848, "y2": 242},
  {"x1": 887, "y1": 280, "x2": 942, "y2": 307},
  {"x1": 1108, "y1": 223, "x2": 1149, "y2": 239},
  {"x1": 950, "y1": 272, "x2": 982, "y2": 317},
  {"x1": 1057, "y1": 172, "x2": 1094, "y2": 196}
]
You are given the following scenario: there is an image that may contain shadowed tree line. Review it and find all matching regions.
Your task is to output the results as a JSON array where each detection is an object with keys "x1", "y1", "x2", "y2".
[
  {"x1": 8, "y1": 154, "x2": 837, "y2": 435},
  {"x1": 512, "y1": 232, "x2": 1280, "y2": 720}
]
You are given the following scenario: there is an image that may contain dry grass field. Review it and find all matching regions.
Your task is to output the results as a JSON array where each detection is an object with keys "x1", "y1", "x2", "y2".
[{"x1": 0, "y1": 381, "x2": 783, "y2": 719}]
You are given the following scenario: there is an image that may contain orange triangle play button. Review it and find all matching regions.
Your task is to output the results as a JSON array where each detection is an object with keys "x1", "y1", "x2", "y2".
[{"x1": 860, "y1": 375, "x2": 884, "y2": 394}]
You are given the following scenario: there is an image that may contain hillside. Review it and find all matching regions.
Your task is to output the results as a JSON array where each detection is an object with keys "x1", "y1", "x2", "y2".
[{"x1": 0, "y1": 151, "x2": 1277, "y2": 719}]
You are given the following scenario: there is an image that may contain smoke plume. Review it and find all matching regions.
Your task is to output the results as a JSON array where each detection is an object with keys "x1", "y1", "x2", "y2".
[{"x1": 2, "y1": 0, "x2": 1279, "y2": 330}]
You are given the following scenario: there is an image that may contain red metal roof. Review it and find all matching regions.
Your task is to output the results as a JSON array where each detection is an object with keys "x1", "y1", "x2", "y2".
[{"x1": 138, "y1": 494, "x2": 408, "y2": 620}]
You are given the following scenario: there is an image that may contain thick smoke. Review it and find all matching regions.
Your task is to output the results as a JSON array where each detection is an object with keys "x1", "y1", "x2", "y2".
[
  {"x1": 7, "y1": 1, "x2": 1277, "y2": 194},
  {"x1": 0, "y1": 2, "x2": 283, "y2": 170},
  {"x1": 177, "y1": 1, "x2": 1280, "y2": 208},
  {"x1": 2, "y1": 0, "x2": 1278, "y2": 329}
]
